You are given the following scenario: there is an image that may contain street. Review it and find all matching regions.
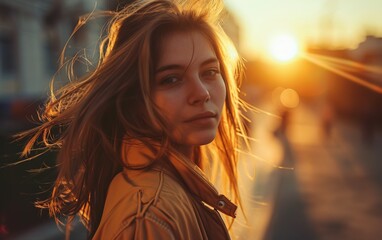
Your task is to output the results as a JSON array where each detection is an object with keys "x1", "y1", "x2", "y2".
[{"x1": 234, "y1": 98, "x2": 382, "y2": 240}]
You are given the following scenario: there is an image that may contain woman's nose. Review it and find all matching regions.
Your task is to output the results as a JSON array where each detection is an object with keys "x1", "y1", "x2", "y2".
[{"x1": 188, "y1": 76, "x2": 210, "y2": 105}]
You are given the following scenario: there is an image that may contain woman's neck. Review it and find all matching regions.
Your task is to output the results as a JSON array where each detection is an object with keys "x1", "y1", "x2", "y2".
[{"x1": 173, "y1": 144, "x2": 195, "y2": 162}]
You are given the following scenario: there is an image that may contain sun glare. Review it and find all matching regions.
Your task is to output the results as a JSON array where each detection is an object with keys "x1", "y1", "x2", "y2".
[{"x1": 268, "y1": 34, "x2": 300, "y2": 62}]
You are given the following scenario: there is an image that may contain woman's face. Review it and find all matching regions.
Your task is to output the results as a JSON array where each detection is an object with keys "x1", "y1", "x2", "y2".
[{"x1": 152, "y1": 30, "x2": 226, "y2": 156}]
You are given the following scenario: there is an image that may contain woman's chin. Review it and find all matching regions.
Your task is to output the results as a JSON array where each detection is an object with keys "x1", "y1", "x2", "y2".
[{"x1": 187, "y1": 132, "x2": 217, "y2": 146}]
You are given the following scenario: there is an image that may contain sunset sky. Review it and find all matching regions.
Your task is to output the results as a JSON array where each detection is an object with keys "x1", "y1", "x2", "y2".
[{"x1": 224, "y1": 0, "x2": 382, "y2": 60}]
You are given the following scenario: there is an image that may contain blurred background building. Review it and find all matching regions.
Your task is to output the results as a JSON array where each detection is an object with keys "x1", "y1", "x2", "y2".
[{"x1": 0, "y1": 1, "x2": 108, "y2": 238}]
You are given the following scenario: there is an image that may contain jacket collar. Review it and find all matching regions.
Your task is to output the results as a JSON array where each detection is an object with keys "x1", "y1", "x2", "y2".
[{"x1": 121, "y1": 140, "x2": 237, "y2": 218}]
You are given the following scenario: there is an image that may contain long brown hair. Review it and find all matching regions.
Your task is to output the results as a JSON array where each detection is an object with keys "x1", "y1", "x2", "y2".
[{"x1": 19, "y1": 0, "x2": 247, "y2": 237}]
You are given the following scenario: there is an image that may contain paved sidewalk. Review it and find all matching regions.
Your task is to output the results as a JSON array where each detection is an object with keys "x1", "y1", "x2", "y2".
[
  {"x1": 235, "y1": 100, "x2": 382, "y2": 240},
  {"x1": 290, "y1": 104, "x2": 382, "y2": 240}
]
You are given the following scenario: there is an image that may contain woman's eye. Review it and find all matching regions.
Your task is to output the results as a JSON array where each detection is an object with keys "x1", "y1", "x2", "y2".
[
  {"x1": 203, "y1": 69, "x2": 220, "y2": 78},
  {"x1": 160, "y1": 76, "x2": 180, "y2": 85}
]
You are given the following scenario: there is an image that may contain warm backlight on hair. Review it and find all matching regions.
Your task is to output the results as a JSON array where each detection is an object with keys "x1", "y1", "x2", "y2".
[
  {"x1": 280, "y1": 88, "x2": 299, "y2": 108},
  {"x1": 226, "y1": 41, "x2": 239, "y2": 62},
  {"x1": 268, "y1": 34, "x2": 300, "y2": 62}
]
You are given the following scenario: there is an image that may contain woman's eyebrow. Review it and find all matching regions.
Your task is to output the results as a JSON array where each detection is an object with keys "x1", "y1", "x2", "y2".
[
  {"x1": 155, "y1": 58, "x2": 219, "y2": 74},
  {"x1": 200, "y1": 58, "x2": 219, "y2": 67},
  {"x1": 155, "y1": 64, "x2": 184, "y2": 74}
]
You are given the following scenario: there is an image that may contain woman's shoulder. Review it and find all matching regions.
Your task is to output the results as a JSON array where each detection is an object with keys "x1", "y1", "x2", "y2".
[
  {"x1": 93, "y1": 167, "x2": 202, "y2": 239},
  {"x1": 107, "y1": 166, "x2": 190, "y2": 206},
  {"x1": 102, "y1": 166, "x2": 195, "y2": 218}
]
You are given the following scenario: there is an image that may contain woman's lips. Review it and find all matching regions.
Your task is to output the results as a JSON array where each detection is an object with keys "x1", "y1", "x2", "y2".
[{"x1": 184, "y1": 111, "x2": 217, "y2": 123}]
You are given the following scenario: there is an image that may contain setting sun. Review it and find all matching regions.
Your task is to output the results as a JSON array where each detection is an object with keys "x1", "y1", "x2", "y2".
[{"x1": 268, "y1": 34, "x2": 300, "y2": 62}]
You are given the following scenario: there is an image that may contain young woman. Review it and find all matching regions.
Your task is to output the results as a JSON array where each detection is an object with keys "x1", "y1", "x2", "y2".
[{"x1": 21, "y1": 0, "x2": 248, "y2": 239}]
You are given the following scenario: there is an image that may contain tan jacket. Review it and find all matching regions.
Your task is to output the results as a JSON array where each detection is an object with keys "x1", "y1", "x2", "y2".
[{"x1": 92, "y1": 143, "x2": 237, "y2": 239}]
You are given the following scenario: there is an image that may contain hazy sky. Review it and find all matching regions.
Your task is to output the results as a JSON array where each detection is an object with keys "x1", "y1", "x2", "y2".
[{"x1": 224, "y1": 0, "x2": 382, "y2": 59}]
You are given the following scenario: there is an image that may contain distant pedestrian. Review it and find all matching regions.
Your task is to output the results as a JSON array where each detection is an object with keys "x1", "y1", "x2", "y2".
[
  {"x1": 273, "y1": 109, "x2": 290, "y2": 137},
  {"x1": 321, "y1": 103, "x2": 334, "y2": 138}
]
